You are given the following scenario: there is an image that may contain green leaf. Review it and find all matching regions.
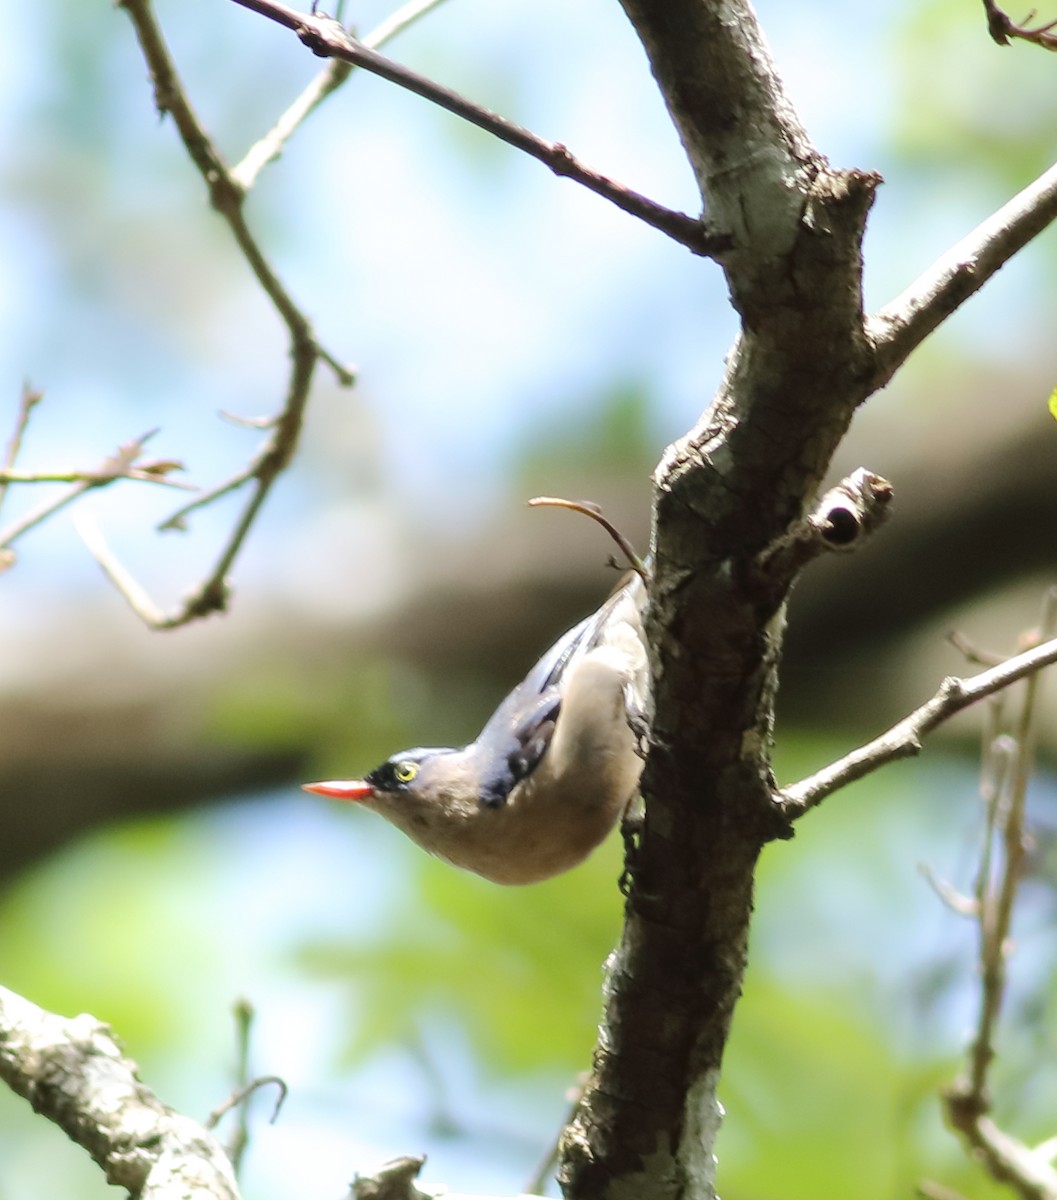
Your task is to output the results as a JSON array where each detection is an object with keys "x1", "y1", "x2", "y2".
[{"x1": 1048, "y1": 387, "x2": 1057, "y2": 421}]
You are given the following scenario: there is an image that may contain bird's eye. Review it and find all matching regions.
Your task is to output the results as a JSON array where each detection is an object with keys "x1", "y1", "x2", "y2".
[{"x1": 393, "y1": 760, "x2": 419, "y2": 784}]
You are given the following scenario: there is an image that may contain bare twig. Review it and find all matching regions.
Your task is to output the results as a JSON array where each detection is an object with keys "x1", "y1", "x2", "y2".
[
  {"x1": 937, "y1": 590, "x2": 1057, "y2": 1200},
  {"x1": 0, "y1": 468, "x2": 192, "y2": 488},
  {"x1": 206, "y1": 1076, "x2": 288, "y2": 1133},
  {"x1": 364, "y1": 0, "x2": 451, "y2": 47},
  {"x1": 972, "y1": 699, "x2": 1009, "y2": 928},
  {"x1": 528, "y1": 495, "x2": 649, "y2": 581},
  {"x1": 204, "y1": 998, "x2": 287, "y2": 1175},
  {"x1": 982, "y1": 0, "x2": 1057, "y2": 49},
  {"x1": 947, "y1": 628, "x2": 1005, "y2": 667},
  {"x1": 918, "y1": 1182, "x2": 973, "y2": 1200},
  {"x1": 966, "y1": 732, "x2": 1021, "y2": 1097},
  {"x1": 232, "y1": 0, "x2": 453, "y2": 189},
  {"x1": 869, "y1": 159, "x2": 1057, "y2": 385},
  {"x1": 224, "y1": 0, "x2": 725, "y2": 257},
  {"x1": 780, "y1": 626, "x2": 1057, "y2": 815},
  {"x1": 75, "y1": 513, "x2": 171, "y2": 626},
  {"x1": 101, "y1": 0, "x2": 356, "y2": 628},
  {"x1": 0, "y1": 383, "x2": 43, "y2": 520},
  {"x1": 0, "y1": 431, "x2": 192, "y2": 560},
  {"x1": 918, "y1": 862, "x2": 979, "y2": 916},
  {"x1": 523, "y1": 1076, "x2": 587, "y2": 1196}
]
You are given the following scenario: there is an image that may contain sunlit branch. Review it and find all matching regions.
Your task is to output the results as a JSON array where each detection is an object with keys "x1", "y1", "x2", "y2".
[
  {"x1": 232, "y1": 0, "x2": 453, "y2": 189},
  {"x1": 225, "y1": 0, "x2": 725, "y2": 257},
  {"x1": 108, "y1": 0, "x2": 356, "y2": 628},
  {"x1": 0, "y1": 985, "x2": 241, "y2": 1200},
  {"x1": 781, "y1": 621, "x2": 1057, "y2": 814},
  {"x1": 868, "y1": 160, "x2": 1057, "y2": 386},
  {"x1": 938, "y1": 591, "x2": 1057, "y2": 1200},
  {"x1": 0, "y1": 430, "x2": 191, "y2": 561},
  {"x1": 0, "y1": 383, "x2": 42, "y2": 521}
]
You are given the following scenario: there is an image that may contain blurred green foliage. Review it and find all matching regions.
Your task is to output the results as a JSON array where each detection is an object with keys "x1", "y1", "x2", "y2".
[
  {"x1": 5, "y1": 739, "x2": 1054, "y2": 1197},
  {"x1": 300, "y1": 831, "x2": 625, "y2": 1074}
]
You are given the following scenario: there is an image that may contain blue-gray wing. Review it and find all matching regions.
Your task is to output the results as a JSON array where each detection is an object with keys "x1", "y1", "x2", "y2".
[{"x1": 473, "y1": 575, "x2": 645, "y2": 808}]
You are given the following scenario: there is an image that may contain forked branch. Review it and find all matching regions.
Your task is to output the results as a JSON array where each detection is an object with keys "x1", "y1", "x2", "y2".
[
  {"x1": 225, "y1": 0, "x2": 725, "y2": 257},
  {"x1": 81, "y1": 0, "x2": 358, "y2": 628},
  {"x1": 232, "y1": 0, "x2": 453, "y2": 190},
  {"x1": 982, "y1": 0, "x2": 1057, "y2": 50},
  {"x1": 869, "y1": 160, "x2": 1057, "y2": 385},
  {"x1": 934, "y1": 591, "x2": 1057, "y2": 1199},
  {"x1": 781, "y1": 609, "x2": 1057, "y2": 815}
]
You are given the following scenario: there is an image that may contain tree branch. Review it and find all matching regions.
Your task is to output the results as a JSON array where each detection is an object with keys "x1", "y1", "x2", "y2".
[
  {"x1": 937, "y1": 590, "x2": 1057, "y2": 1200},
  {"x1": 0, "y1": 383, "x2": 42, "y2": 521},
  {"x1": 0, "y1": 428, "x2": 191, "y2": 568},
  {"x1": 981, "y1": 0, "x2": 1057, "y2": 50},
  {"x1": 0, "y1": 985, "x2": 240, "y2": 1200},
  {"x1": 558, "y1": 6, "x2": 879, "y2": 1199},
  {"x1": 780, "y1": 618, "x2": 1057, "y2": 816},
  {"x1": 868, "y1": 159, "x2": 1057, "y2": 386},
  {"x1": 224, "y1": 0, "x2": 724, "y2": 257},
  {"x1": 231, "y1": 0, "x2": 453, "y2": 190},
  {"x1": 94, "y1": 0, "x2": 356, "y2": 629}
]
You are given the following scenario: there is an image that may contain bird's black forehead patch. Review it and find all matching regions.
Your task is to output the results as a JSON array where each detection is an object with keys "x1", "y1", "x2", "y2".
[{"x1": 367, "y1": 747, "x2": 456, "y2": 792}]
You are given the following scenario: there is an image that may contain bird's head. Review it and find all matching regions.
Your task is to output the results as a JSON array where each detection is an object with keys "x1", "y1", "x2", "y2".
[{"x1": 303, "y1": 746, "x2": 481, "y2": 842}]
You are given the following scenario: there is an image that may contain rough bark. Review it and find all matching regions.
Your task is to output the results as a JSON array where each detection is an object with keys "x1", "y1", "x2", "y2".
[
  {"x1": 561, "y1": 3, "x2": 884, "y2": 1197},
  {"x1": 0, "y1": 987, "x2": 239, "y2": 1199}
]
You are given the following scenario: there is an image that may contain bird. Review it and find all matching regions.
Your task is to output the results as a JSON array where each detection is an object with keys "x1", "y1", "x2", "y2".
[{"x1": 302, "y1": 573, "x2": 649, "y2": 884}]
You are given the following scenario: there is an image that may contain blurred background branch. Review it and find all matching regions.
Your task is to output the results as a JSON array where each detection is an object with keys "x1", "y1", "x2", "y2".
[
  {"x1": 226, "y1": 0, "x2": 721, "y2": 254},
  {"x1": 938, "y1": 591, "x2": 1057, "y2": 1199},
  {"x1": 68, "y1": 0, "x2": 360, "y2": 628},
  {"x1": 0, "y1": 985, "x2": 241, "y2": 1200}
]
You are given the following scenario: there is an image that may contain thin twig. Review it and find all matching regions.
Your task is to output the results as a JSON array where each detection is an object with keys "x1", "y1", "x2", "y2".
[
  {"x1": 967, "y1": 733, "x2": 1019, "y2": 1097},
  {"x1": 918, "y1": 862, "x2": 978, "y2": 916},
  {"x1": 158, "y1": 464, "x2": 257, "y2": 533},
  {"x1": 205, "y1": 999, "x2": 288, "y2": 1176},
  {"x1": 947, "y1": 628, "x2": 1004, "y2": 667},
  {"x1": 364, "y1": 0, "x2": 451, "y2": 47},
  {"x1": 0, "y1": 383, "x2": 42, "y2": 519},
  {"x1": 206, "y1": 1076, "x2": 288, "y2": 1133},
  {"x1": 1, "y1": 481, "x2": 100, "y2": 551},
  {"x1": 931, "y1": 592, "x2": 1057, "y2": 1200},
  {"x1": 232, "y1": 0, "x2": 452, "y2": 189},
  {"x1": 107, "y1": 0, "x2": 356, "y2": 628},
  {"x1": 918, "y1": 1182, "x2": 973, "y2": 1200},
  {"x1": 780, "y1": 628, "x2": 1057, "y2": 815},
  {"x1": 528, "y1": 495, "x2": 649, "y2": 581},
  {"x1": 0, "y1": 432, "x2": 192, "y2": 555},
  {"x1": 869, "y1": 159, "x2": 1057, "y2": 386},
  {"x1": 0, "y1": 468, "x2": 194, "y2": 489},
  {"x1": 969, "y1": 592, "x2": 1057, "y2": 1101},
  {"x1": 972, "y1": 700, "x2": 1008, "y2": 933},
  {"x1": 225, "y1": 0, "x2": 725, "y2": 258},
  {"x1": 523, "y1": 1075, "x2": 587, "y2": 1196},
  {"x1": 75, "y1": 513, "x2": 169, "y2": 626}
]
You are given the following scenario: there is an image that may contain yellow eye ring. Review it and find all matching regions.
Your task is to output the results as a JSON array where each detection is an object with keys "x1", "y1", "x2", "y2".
[{"x1": 394, "y1": 761, "x2": 419, "y2": 784}]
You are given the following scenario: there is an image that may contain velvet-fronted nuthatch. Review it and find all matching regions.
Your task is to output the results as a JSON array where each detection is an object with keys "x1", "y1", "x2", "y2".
[{"x1": 302, "y1": 574, "x2": 649, "y2": 884}]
